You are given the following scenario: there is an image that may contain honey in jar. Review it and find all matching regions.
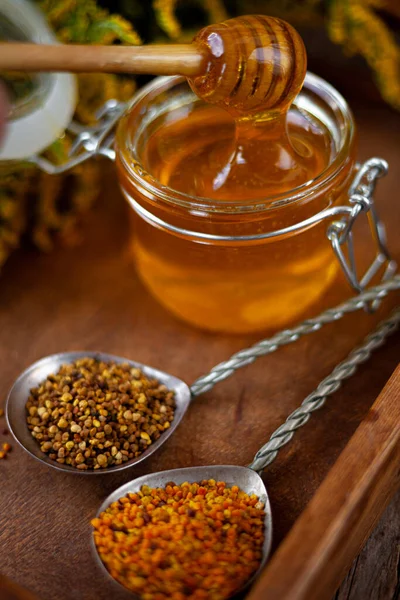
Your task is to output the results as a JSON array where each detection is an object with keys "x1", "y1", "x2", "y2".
[{"x1": 116, "y1": 16, "x2": 356, "y2": 333}]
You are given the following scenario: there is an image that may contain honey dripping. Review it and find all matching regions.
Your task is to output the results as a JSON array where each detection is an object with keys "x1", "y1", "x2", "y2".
[
  {"x1": 123, "y1": 16, "x2": 355, "y2": 333},
  {"x1": 144, "y1": 16, "x2": 333, "y2": 199}
]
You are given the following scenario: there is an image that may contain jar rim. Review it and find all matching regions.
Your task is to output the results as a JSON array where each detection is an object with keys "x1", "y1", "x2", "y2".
[{"x1": 116, "y1": 73, "x2": 355, "y2": 213}]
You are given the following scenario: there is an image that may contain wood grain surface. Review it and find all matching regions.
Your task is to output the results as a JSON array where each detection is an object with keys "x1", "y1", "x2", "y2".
[
  {"x1": 0, "y1": 103, "x2": 399, "y2": 600},
  {"x1": 334, "y1": 488, "x2": 400, "y2": 600},
  {"x1": 248, "y1": 365, "x2": 400, "y2": 600}
]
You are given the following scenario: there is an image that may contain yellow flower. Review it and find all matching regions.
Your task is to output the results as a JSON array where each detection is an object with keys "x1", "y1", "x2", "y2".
[
  {"x1": 329, "y1": 0, "x2": 400, "y2": 110},
  {"x1": 153, "y1": 0, "x2": 228, "y2": 40},
  {"x1": 39, "y1": 0, "x2": 141, "y2": 44}
]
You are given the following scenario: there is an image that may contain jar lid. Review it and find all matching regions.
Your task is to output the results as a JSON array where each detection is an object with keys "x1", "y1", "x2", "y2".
[{"x1": 0, "y1": 0, "x2": 77, "y2": 161}]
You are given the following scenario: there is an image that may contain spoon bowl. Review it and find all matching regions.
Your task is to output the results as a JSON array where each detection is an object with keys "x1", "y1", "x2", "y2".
[
  {"x1": 93, "y1": 465, "x2": 273, "y2": 597},
  {"x1": 6, "y1": 351, "x2": 191, "y2": 475}
]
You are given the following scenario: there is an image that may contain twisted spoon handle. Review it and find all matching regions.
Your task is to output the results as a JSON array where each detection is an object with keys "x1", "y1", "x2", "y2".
[
  {"x1": 190, "y1": 275, "x2": 400, "y2": 396},
  {"x1": 248, "y1": 306, "x2": 400, "y2": 472}
]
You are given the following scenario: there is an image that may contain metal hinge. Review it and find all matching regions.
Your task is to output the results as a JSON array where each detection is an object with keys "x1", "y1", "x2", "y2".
[
  {"x1": 327, "y1": 158, "x2": 397, "y2": 311},
  {"x1": 27, "y1": 99, "x2": 127, "y2": 175}
]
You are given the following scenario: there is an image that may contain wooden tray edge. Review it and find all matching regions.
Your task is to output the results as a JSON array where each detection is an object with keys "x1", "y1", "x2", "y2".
[{"x1": 248, "y1": 363, "x2": 400, "y2": 600}]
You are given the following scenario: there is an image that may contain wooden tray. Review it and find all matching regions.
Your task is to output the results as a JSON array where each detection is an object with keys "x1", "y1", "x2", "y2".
[
  {"x1": 0, "y1": 105, "x2": 399, "y2": 600},
  {"x1": 250, "y1": 365, "x2": 400, "y2": 600}
]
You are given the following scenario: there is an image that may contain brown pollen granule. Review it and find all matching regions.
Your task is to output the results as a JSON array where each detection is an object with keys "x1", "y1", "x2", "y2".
[
  {"x1": 92, "y1": 479, "x2": 265, "y2": 600},
  {"x1": 26, "y1": 357, "x2": 175, "y2": 470},
  {"x1": 0, "y1": 409, "x2": 11, "y2": 459}
]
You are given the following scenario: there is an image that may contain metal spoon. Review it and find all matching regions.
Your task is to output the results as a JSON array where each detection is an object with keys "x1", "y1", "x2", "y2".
[
  {"x1": 92, "y1": 465, "x2": 273, "y2": 597},
  {"x1": 6, "y1": 351, "x2": 273, "y2": 591},
  {"x1": 6, "y1": 279, "x2": 400, "y2": 475},
  {"x1": 89, "y1": 306, "x2": 400, "y2": 598},
  {"x1": 6, "y1": 351, "x2": 191, "y2": 475},
  {"x1": 5, "y1": 297, "x2": 399, "y2": 599}
]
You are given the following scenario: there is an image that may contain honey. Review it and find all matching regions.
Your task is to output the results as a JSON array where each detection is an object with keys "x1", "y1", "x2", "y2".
[
  {"x1": 143, "y1": 105, "x2": 332, "y2": 200},
  {"x1": 116, "y1": 17, "x2": 357, "y2": 333},
  {"x1": 176, "y1": 16, "x2": 322, "y2": 201}
]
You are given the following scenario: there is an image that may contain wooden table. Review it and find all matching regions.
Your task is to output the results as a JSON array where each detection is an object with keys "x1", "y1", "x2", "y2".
[{"x1": 0, "y1": 100, "x2": 399, "y2": 599}]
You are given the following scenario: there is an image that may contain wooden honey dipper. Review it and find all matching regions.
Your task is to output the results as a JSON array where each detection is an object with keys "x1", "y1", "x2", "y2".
[{"x1": 0, "y1": 15, "x2": 306, "y2": 114}]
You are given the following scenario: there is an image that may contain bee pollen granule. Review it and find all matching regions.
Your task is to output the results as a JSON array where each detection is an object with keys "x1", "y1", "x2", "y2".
[
  {"x1": 26, "y1": 357, "x2": 175, "y2": 470},
  {"x1": 92, "y1": 479, "x2": 265, "y2": 599}
]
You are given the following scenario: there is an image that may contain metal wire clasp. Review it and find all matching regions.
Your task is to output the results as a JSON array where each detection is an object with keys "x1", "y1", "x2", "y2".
[
  {"x1": 327, "y1": 158, "x2": 397, "y2": 311},
  {"x1": 28, "y1": 99, "x2": 127, "y2": 175}
]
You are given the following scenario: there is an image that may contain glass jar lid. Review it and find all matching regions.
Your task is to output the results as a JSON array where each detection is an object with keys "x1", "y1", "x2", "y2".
[{"x1": 0, "y1": 0, "x2": 77, "y2": 161}]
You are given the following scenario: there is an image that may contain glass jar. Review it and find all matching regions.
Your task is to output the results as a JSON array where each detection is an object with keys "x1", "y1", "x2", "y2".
[{"x1": 115, "y1": 73, "x2": 356, "y2": 333}]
